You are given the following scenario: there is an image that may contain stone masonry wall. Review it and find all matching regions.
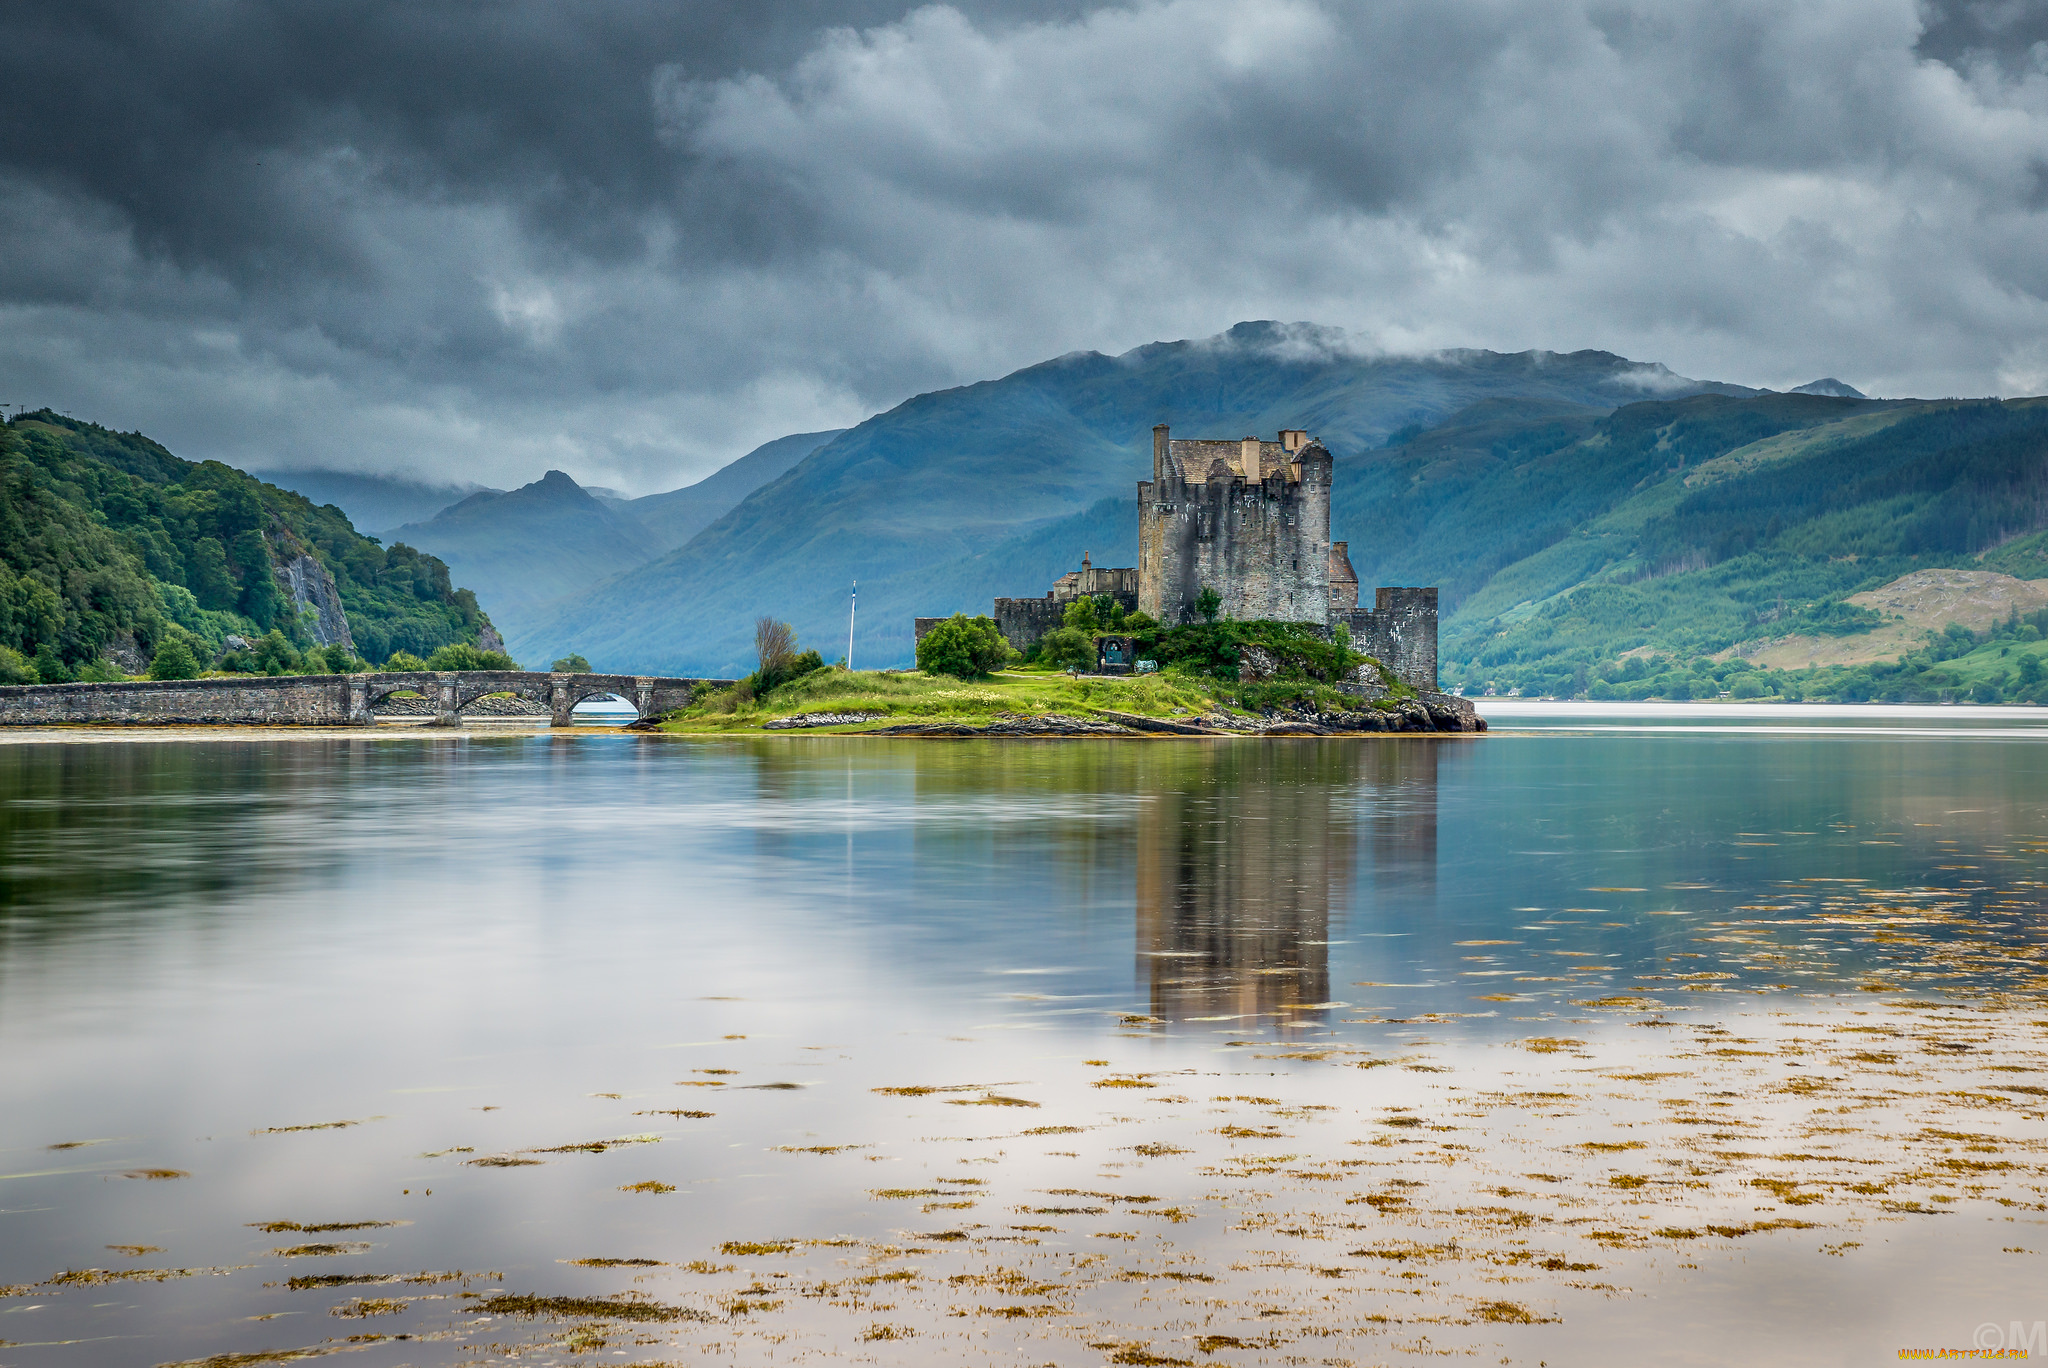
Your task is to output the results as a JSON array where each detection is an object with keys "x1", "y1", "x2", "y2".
[
  {"x1": 991, "y1": 589, "x2": 1139, "y2": 654},
  {"x1": 0, "y1": 676, "x2": 360, "y2": 725},
  {"x1": 1346, "y1": 587, "x2": 1439, "y2": 692},
  {"x1": 0, "y1": 672, "x2": 723, "y2": 727},
  {"x1": 1139, "y1": 426, "x2": 1333, "y2": 627}
]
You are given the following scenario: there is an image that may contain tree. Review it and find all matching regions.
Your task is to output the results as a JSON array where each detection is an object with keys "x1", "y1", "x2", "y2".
[
  {"x1": 383, "y1": 650, "x2": 429, "y2": 672},
  {"x1": 425, "y1": 642, "x2": 518, "y2": 671},
  {"x1": 1039, "y1": 626, "x2": 1095, "y2": 672},
  {"x1": 1196, "y1": 586, "x2": 1222, "y2": 623},
  {"x1": 756, "y1": 618, "x2": 796, "y2": 678},
  {"x1": 917, "y1": 614, "x2": 1014, "y2": 678},
  {"x1": 148, "y1": 634, "x2": 199, "y2": 680},
  {"x1": 1062, "y1": 597, "x2": 1099, "y2": 633},
  {"x1": 253, "y1": 630, "x2": 301, "y2": 675},
  {"x1": 551, "y1": 653, "x2": 591, "y2": 673},
  {"x1": 32, "y1": 642, "x2": 73, "y2": 683}
]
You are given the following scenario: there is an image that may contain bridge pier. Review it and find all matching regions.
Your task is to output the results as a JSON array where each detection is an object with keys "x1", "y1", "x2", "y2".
[
  {"x1": 347, "y1": 675, "x2": 373, "y2": 726},
  {"x1": 550, "y1": 673, "x2": 574, "y2": 728},
  {"x1": 635, "y1": 678, "x2": 654, "y2": 721},
  {"x1": 429, "y1": 673, "x2": 463, "y2": 728}
]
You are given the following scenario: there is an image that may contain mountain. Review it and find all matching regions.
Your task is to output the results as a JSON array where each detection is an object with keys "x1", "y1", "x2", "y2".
[
  {"x1": 2, "y1": 411, "x2": 496, "y2": 672},
  {"x1": 627, "y1": 429, "x2": 847, "y2": 551},
  {"x1": 510, "y1": 322, "x2": 1759, "y2": 675},
  {"x1": 386, "y1": 470, "x2": 664, "y2": 642},
  {"x1": 248, "y1": 468, "x2": 496, "y2": 534},
  {"x1": 1392, "y1": 392, "x2": 2048, "y2": 695},
  {"x1": 1789, "y1": 378, "x2": 1866, "y2": 398}
]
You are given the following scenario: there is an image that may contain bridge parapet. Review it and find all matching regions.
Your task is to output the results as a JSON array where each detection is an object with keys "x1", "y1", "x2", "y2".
[{"x1": 0, "y1": 672, "x2": 731, "y2": 728}]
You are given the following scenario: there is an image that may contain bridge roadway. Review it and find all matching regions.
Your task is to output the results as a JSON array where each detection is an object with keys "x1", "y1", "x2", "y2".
[{"x1": 0, "y1": 670, "x2": 734, "y2": 728}]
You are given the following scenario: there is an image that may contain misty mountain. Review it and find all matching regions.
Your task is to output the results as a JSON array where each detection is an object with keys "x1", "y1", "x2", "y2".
[
  {"x1": 1789, "y1": 379, "x2": 1867, "y2": 399},
  {"x1": 508, "y1": 322, "x2": 1759, "y2": 675},
  {"x1": 387, "y1": 470, "x2": 663, "y2": 640},
  {"x1": 628, "y1": 429, "x2": 847, "y2": 551},
  {"x1": 249, "y1": 468, "x2": 497, "y2": 536}
]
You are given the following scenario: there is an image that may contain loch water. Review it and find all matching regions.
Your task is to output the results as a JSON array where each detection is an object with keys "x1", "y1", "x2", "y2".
[{"x1": 2, "y1": 708, "x2": 2046, "y2": 1366}]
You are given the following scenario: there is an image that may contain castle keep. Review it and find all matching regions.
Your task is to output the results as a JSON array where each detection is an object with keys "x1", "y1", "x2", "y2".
[
  {"x1": 917, "y1": 424, "x2": 1441, "y2": 691},
  {"x1": 1141, "y1": 426, "x2": 1329, "y2": 624}
]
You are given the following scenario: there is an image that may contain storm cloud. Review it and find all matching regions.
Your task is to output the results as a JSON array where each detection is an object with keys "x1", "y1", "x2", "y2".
[{"x1": 3, "y1": 0, "x2": 2046, "y2": 490}]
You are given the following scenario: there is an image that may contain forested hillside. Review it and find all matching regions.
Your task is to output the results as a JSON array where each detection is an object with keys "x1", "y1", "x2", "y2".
[
  {"x1": 0, "y1": 410, "x2": 495, "y2": 678},
  {"x1": 1396, "y1": 394, "x2": 2048, "y2": 700}
]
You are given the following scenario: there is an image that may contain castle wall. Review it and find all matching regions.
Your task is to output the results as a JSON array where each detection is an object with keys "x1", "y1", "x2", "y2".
[
  {"x1": 990, "y1": 589, "x2": 1139, "y2": 654},
  {"x1": 1139, "y1": 425, "x2": 1332, "y2": 627},
  {"x1": 1347, "y1": 587, "x2": 1438, "y2": 692}
]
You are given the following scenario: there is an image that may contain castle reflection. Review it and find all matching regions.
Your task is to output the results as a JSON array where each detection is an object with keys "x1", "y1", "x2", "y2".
[{"x1": 1135, "y1": 740, "x2": 1438, "y2": 1031}]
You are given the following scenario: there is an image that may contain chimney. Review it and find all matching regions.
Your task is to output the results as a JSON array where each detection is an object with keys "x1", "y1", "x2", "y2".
[
  {"x1": 1153, "y1": 424, "x2": 1170, "y2": 482},
  {"x1": 1241, "y1": 437, "x2": 1261, "y2": 480}
]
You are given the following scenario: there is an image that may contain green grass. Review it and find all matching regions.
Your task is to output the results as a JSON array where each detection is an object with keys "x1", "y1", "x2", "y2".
[{"x1": 655, "y1": 666, "x2": 1368, "y2": 733}]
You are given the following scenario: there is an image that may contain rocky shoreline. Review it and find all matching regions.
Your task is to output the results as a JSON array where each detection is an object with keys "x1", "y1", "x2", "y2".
[{"x1": 806, "y1": 692, "x2": 1483, "y2": 738}]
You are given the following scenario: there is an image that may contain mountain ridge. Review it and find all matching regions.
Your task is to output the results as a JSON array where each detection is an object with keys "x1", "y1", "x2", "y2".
[{"x1": 510, "y1": 322, "x2": 1763, "y2": 675}]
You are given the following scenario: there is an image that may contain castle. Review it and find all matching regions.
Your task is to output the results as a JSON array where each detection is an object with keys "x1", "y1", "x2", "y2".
[{"x1": 919, "y1": 424, "x2": 1440, "y2": 690}]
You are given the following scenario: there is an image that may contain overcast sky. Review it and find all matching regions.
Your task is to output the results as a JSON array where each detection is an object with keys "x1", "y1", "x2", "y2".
[{"x1": 3, "y1": 0, "x2": 2046, "y2": 493}]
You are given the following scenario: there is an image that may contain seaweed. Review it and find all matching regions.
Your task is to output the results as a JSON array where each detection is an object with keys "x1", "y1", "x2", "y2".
[
  {"x1": 250, "y1": 1222, "x2": 400, "y2": 1234},
  {"x1": 468, "y1": 1292, "x2": 712, "y2": 1323}
]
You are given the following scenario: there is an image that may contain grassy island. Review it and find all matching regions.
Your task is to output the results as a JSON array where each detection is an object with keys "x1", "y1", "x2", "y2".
[
  {"x1": 652, "y1": 664, "x2": 1423, "y2": 736},
  {"x1": 646, "y1": 612, "x2": 1452, "y2": 736}
]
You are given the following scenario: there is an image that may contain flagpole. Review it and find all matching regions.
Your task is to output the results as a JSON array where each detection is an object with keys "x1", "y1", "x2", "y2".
[{"x1": 847, "y1": 581, "x2": 857, "y2": 672}]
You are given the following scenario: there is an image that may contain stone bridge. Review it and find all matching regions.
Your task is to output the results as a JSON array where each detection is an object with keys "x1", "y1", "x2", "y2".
[{"x1": 0, "y1": 671, "x2": 732, "y2": 728}]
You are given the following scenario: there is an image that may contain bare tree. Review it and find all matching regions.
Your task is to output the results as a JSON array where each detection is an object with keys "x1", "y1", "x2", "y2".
[{"x1": 755, "y1": 617, "x2": 796, "y2": 677}]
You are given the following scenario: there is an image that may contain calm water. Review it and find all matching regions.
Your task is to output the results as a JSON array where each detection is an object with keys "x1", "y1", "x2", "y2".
[{"x1": 3, "y1": 711, "x2": 2046, "y2": 1366}]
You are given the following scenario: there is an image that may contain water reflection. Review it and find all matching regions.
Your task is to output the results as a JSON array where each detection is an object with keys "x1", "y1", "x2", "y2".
[{"x1": 1136, "y1": 740, "x2": 1438, "y2": 1029}]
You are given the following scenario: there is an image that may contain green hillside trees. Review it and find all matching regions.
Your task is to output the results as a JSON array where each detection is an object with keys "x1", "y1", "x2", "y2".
[{"x1": 0, "y1": 410, "x2": 497, "y2": 673}]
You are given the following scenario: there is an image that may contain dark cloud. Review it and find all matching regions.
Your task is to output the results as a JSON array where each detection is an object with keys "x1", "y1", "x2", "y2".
[{"x1": 2, "y1": 0, "x2": 2045, "y2": 492}]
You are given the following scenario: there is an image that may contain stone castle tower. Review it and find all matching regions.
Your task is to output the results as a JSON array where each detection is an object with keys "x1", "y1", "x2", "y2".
[
  {"x1": 1139, "y1": 426, "x2": 1331, "y2": 624},
  {"x1": 1137, "y1": 424, "x2": 1439, "y2": 689}
]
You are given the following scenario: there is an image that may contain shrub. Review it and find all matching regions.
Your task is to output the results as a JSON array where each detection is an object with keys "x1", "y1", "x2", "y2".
[
  {"x1": 0, "y1": 645, "x2": 35, "y2": 684},
  {"x1": 551, "y1": 653, "x2": 592, "y2": 673},
  {"x1": 752, "y1": 648, "x2": 824, "y2": 696},
  {"x1": 32, "y1": 642, "x2": 74, "y2": 684},
  {"x1": 1140, "y1": 620, "x2": 1363, "y2": 684},
  {"x1": 916, "y1": 614, "x2": 1014, "y2": 679},
  {"x1": 252, "y1": 630, "x2": 302, "y2": 675},
  {"x1": 295, "y1": 643, "x2": 355, "y2": 674},
  {"x1": 148, "y1": 635, "x2": 200, "y2": 680},
  {"x1": 425, "y1": 643, "x2": 519, "y2": 671},
  {"x1": 1039, "y1": 626, "x2": 1095, "y2": 672},
  {"x1": 1195, "y1": 586, "x2": 1222, "y2": 623},
  {"x1": 75, "y1": 657, "x2": 125, "y2": 682},
  {"x1": 383, "y1": 650, "x2": 429, "y2": 672}
]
